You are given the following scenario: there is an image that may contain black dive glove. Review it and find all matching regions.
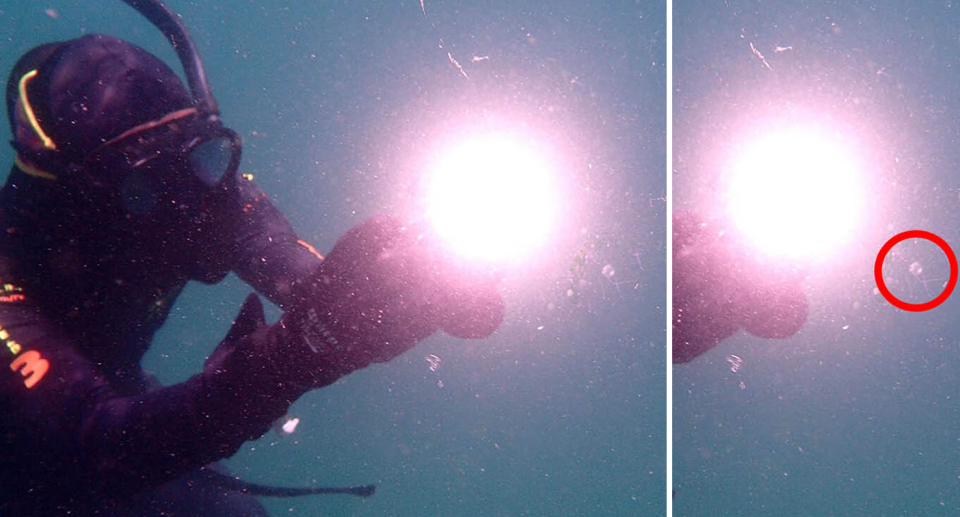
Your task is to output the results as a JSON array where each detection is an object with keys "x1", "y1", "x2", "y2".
[
  {"x1": 673, "y1": 210, "x2": 807, "y2": 363},
  {"x1": 202, "y1": 215, "x2": 504, "y2": 436},
  {"x1": 279, "y1": 214, "x2": 505, "y2": 388}
]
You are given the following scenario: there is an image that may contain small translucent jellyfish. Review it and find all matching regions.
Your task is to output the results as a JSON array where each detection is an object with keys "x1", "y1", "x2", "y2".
[
  {"x1": 601, "y1": 264, "x2": 616, "y2": 279},
  {"x1": 425, "y1": 354, "x2": 441, "y2": 372},
  {"x1": 909, "y1": 261, "x2": 923, "y2": 277},
  {"x1": 904, "y1": 259, "x2": 946, "y2": 300},
  {"x1": 726, "y1": 354, "x2": 743, "y2": 373}
]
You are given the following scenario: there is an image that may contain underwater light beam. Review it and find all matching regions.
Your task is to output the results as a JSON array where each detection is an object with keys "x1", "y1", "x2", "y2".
[
  {"x1": 424, "y1": 133, "x2": 559, "y2": 264},
  {"x1": 726, "y1": 125, "x2": 864, "y2": 262}
]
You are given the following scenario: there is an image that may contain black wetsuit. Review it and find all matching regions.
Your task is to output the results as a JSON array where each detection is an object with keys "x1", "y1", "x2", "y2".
[{"x1": 0, "y1": 166, "x2": 323, "y2": 516}]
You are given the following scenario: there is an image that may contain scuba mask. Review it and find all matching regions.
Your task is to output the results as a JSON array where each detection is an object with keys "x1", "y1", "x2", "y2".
[{"x1": 78, "y1": 107, "x2": 242, "y2": 214}]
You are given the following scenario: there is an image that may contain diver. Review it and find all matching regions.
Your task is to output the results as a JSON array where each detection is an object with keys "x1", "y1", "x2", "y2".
[
  {"x1": 0, "y1": 1, "x2": 503, "y2": 515},
  {"x1": 672, "y1": 210, "x2": 808, "y2": 363}
]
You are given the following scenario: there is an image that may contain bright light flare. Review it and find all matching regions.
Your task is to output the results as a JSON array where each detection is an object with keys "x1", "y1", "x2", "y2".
[
  {"x1": 727, "y1": 125, "x2": 864, "y2": 262},
  {"x1": 425, "y1": 133, "x2": 558, "y2": 264}
]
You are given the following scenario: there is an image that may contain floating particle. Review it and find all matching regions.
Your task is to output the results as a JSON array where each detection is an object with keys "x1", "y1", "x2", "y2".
[
  {"x1": 447, "y1": 52, "x2": 469, "y2": 79},
  {"x1": 726, "y1": 354, "x2": 743, "y2": 373},
  {"x1": 425, "y1": 354, "x2": 441, "y2": 372},
  {"x1": 749, "y1": 41, "x2": 772, "y2": 70},
  {"x1": 281, "y1": 417, "x2": 300, "y2": 434},
  {"x1": 272, "y1": 416, "x2": 300, "y2": 436}
]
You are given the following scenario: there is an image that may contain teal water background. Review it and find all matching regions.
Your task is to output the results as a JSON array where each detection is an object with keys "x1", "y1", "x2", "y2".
[
  {"x1": 675, "y1": 1, "x2": 960, "y2": 515},
  {"x1": 0, "y1": 1, "x2": 666, "y2": 515}
]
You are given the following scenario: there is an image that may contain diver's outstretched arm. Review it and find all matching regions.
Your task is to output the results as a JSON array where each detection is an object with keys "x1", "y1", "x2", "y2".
[
  {"x1": 1, "y1": 215, "x2": 502, "y2": 514},
  {"x1": 224, "y1": 176, "x2": 325, "y2": 310}
]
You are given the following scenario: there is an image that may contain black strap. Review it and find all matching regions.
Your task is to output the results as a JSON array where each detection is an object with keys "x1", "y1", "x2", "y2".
[{"x1": 199, "y1": 468, "x2": 376, "y2": 498}]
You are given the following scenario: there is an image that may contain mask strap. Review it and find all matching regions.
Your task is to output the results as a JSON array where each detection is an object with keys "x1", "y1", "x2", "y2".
[{"x1": 95, "y1": 107, "x2": 198, "y2": 151}]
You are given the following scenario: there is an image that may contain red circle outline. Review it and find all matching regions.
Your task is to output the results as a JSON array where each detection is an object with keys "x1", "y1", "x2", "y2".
[{"x1": 874, "y1": 230, "x2": 959, "y2": 312}]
